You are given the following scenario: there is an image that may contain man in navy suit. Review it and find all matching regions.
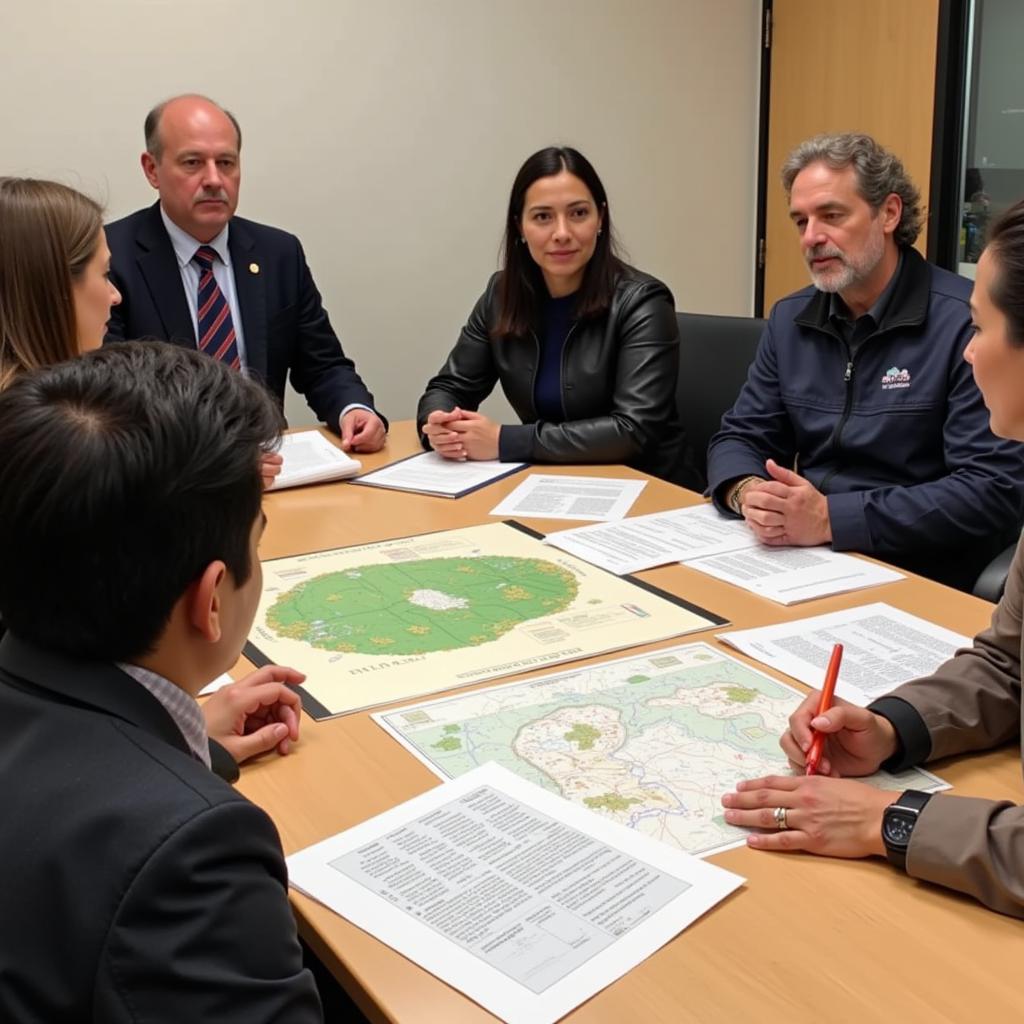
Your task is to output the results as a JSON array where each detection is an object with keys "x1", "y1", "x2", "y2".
[{"x1": 106, "y1": 94, "x2": 386, "y2": 485}]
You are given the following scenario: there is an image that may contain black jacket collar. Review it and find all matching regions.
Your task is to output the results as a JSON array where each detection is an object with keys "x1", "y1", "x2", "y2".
[{"x1": 793, "y1": 245, "x2": 931, "y2": 339}]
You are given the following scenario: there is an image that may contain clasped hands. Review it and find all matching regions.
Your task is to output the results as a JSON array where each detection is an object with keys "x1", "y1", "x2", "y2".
[
  {"x1": 721, "y1": 690, "x2": 901, "y2": 858},
  {"x1": 201, "y1": 664, "x2": 305, "y2": 764},
  {"x1": 422, "y1": 407, "x2": 500, "y2": 461},
  {"x1": 738, "y1": 459, "x2": 832, "y2": 546}
]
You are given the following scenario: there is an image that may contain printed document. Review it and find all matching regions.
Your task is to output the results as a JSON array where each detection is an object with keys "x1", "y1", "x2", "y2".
[
  {"x1": 686, "y1": 545, "x2": 903, "y2": 603},
  {"x1": 490, "y1": 474, "x2": 647, "y2": 522},
  {"x1": 544, "y1": 504, "x2": 756, "y2": 574},
  {"x1": 353, "y1": 451, "x2": 525, "y2": 497},
  {"x1": 267, "y1": 430, "x2": 361, "y2": 490},
  {"x1": 719, "y1": 602, "x2": 970, "y2": 704},
  {"x1": 287, "y1": 763, "x2": 743, "y2": 1024}
]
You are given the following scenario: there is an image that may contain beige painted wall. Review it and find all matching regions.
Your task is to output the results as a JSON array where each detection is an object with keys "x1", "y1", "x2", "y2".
[{"x1": 1, "y1": 0, "x2": 761, "y2": 427}]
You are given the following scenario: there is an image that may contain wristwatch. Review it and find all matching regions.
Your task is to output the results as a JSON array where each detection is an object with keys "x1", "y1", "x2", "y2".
[{"x1": 881, "y1": 789, "x2": 932, "y2": 870}]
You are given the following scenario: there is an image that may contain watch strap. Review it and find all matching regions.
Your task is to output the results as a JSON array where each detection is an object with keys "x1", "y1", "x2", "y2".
[{"x1": 882, "y1": 789, "x2": 932, "y2": 871}]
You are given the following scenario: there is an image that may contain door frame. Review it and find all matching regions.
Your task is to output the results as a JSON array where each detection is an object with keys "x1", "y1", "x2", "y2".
[
  {"x1": 754, "y1": 0, "x2": 972, "y2": 315},
  {"x1": 927, "y1": 0, "x2": 973, "y2": 270}
]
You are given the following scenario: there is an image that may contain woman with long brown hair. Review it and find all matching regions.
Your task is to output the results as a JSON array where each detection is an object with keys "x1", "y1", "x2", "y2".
[{"x1": 0, "y1": 177, "x2": 120, "y2": 389}]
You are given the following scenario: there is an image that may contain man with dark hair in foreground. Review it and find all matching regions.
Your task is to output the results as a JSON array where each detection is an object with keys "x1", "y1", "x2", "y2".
[{"x1": 0, "y1": 342, "x2": 323, "y2": 1021}]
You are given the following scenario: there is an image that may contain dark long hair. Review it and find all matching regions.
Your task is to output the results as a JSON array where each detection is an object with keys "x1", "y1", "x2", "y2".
[
  {"x1": 986, "y1": 199, "x2": 1024, "y2": 347},
  {"x1": 493, "y1": 146, "x2": 623, "y2": 340}
]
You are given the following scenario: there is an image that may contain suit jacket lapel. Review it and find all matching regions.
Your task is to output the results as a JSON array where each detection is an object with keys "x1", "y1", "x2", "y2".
[
  {"x1": 0, "y1": 633, "x2": 190, "y2": 757},
  {"x1": 228, "y1": 220, "x2": 268, "y2": 380},
  {"x1": 136, "y1": 203, "x2": 197, "y2": 346}
]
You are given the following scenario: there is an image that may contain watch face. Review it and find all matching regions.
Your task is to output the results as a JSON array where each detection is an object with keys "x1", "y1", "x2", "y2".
[{"x1": 884, "y1": 811, "x2": 916, "y2": 845}]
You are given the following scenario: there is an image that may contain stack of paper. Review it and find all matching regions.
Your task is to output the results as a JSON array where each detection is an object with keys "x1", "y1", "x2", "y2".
[
  {"x1": 268, "y1": 431, "x2": 361, "y2": 491},
  {"x1": 546, "y1": 505, "x2": 905, "y2": 602},
  {"x1": 353, "y1": 451, "x2": 525, "y2": 498},
  {"x1": 718, "y1": 602, "x2": 970, "y2": 704},
  {"x1": 544, "y1": 503, "x2": 756, "y2": 574},
  {"x1": 489, "y1": 474, "x2": 647, "y2": 522},
  {"x1": 288, "y1": 763, "x2": 743, "y2": 1024}
]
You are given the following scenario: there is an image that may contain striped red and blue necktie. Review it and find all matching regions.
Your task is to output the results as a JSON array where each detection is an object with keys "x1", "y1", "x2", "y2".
[{"x1": 193, "y1": 245, "x2": 241, "y2": 369}]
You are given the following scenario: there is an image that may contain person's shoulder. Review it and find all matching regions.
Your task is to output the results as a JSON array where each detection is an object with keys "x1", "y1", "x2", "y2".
[
  {"x1": 109, "y1": 714, "x2": 246, "y2": 814},
  {"x1": 925, "y1": 258, "x2": 973, "y2": 307},
  {"x1": 0, "y1": 679, "x2": 258, "y2": 865},
  {"x1": 613, "y1": 263, "x2": 673, "y2": 305},
  {"x1": 768, "y1": 282, "x2": 818, "y2": 321},
  {"x1": 482, "y1": 269, "x2": 502, "y2": 296},
  {"x1": 104, "y1": 203, "x2": 159, "y2": 243},
  {"x1": 230, "y1": 214, "x2": 301, "y2": 252}
]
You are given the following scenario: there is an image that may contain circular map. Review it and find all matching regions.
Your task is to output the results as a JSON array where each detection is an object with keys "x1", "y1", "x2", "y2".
[{"x1": 266, "y1": 555, "x2": 579, "y2": 655}]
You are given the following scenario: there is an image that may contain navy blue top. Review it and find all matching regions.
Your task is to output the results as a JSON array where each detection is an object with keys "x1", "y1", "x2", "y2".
[{"x1": 534, "y1": 293, "x2": 576, "y2": 421}]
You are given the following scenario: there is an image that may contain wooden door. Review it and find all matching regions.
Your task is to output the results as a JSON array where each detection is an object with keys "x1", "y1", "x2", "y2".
[{"x1": 763, "y1": 0, "x2": 941, "y2": 310}]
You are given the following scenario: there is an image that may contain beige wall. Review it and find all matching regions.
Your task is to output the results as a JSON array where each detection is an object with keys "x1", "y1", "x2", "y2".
[{"x1": 0, "y1": 0, "x2": 761, "y2": 427}]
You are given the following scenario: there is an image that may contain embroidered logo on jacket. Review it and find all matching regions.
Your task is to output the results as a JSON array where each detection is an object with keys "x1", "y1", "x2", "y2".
[{"x1": 881, "y1": 366, "x2": 911, "y2": 390}]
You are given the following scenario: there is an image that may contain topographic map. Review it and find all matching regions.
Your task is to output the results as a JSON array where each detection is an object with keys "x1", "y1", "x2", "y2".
[
  {"x1": 250, "y1": 522, "x2": 721, "y2": 717},
  {"x1": 375, "y1": 643, "x2": 947, "y2": 857}
]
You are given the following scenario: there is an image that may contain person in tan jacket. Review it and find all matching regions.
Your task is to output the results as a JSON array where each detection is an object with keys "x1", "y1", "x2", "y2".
[{"x1": 721, "y1": 197, "x2": 1024, "y2": 918}]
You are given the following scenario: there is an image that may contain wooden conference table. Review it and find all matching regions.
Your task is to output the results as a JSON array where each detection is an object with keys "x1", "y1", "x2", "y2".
[{"x1": 235, "y1": 422, "x2": 1022, "y2": 1023}]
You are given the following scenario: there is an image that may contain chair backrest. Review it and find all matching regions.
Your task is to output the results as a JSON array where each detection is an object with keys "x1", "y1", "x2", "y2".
[{"x1": 676, "y1": 311, "x2": 765, "y2": 484}]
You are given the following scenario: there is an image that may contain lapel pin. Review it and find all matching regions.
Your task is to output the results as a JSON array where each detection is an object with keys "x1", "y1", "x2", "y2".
[{"x1": 249, "y1": 262, "x2": 260, "y2": 274}]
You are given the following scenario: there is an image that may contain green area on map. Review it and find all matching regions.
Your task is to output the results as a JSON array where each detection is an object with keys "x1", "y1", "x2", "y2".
[
  {"x1": 564, "y1": 723, "x2": 601, "y2": 750},
  {"x1": 266, "y1": 555, "x2": 579, "y2": 655}
]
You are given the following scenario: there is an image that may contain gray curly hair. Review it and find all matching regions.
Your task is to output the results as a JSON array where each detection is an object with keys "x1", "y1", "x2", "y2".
[{"x1": 781, "y1": 133, "x2": 923, "y2": 247}]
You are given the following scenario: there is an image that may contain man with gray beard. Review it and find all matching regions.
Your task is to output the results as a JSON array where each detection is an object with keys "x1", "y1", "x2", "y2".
[{"x1": 706, "y1": 132, "x2": 1024, "y2": 591}]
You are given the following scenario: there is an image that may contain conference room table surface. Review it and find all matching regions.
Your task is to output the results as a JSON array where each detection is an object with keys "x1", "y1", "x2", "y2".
[{"x1": 235, "y1": 422, "x2": 1022, "y2": 1023}]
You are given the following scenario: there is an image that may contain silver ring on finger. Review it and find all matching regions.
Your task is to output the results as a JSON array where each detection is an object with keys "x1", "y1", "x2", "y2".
[{"x1": 773, "y1": 806, "x2": 789, "y2": 830}]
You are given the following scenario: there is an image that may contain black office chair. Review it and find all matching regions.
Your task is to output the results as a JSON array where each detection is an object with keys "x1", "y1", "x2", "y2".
[
  {"x1": 676, "y1": 312, "x2": 765, "y2": 486},
  {"x1": 973, "y1": 534, "x2": 1020, "y2": 603}
]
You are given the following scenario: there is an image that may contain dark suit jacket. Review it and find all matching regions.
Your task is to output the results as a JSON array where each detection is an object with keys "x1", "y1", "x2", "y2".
[
  {"x1": 0, "y1": 634, "x2": 322, "y2": 1022},
  {"x1": 106, "y1": 203, "x2": 383, "y2": 434}
]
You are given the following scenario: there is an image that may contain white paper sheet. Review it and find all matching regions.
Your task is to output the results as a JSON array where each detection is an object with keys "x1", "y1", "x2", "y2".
[
  {"x1": 544, "y1": 504, "x2": 757, "y2": 574},
  {"x1": 354, "y1": 451, "x2": 525, "y2": 497},
  {"x1": 686, "y1": 545, "x2": 904, "y2": 603},
  {"x1": 489, "y1": 474, "x2": 647, "y2": 522},
  {"x1": 268, "y1": 431, "x2": 361, "y2": 491},
  {"x1": 718, "y1": 602, "x2": 971, "y2": 705},
  {"x1": 198, "y1": 672, "x2": 234, "y2": 696},
  {"x1": 287, "y1": 763, "x2": 743, "y2": 1024}
]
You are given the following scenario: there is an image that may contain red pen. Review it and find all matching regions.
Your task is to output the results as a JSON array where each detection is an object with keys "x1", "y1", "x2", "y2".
[{"x1": 804, "y1": 643, "x2": 844, "y2": 776}]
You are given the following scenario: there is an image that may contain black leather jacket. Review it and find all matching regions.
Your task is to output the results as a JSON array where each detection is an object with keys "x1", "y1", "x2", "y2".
[{"x1": 416, "y1": 266, "x2": 695, "y2": 486}]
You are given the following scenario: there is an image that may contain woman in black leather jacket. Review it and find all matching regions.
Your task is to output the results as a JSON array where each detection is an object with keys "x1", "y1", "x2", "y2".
[{"x1": 416, "y1": 146, "x2": 698, "y2": 487}]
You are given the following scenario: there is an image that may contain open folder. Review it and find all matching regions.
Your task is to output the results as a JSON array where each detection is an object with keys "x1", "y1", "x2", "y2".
[{"x1": 267, "y1": 430, "x2": 361, "y2": 491}]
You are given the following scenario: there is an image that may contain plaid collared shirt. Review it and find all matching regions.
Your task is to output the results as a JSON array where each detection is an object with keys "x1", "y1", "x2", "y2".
[{"x1": 116, "y1": 662, "x2": 211, "y2": 769}]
